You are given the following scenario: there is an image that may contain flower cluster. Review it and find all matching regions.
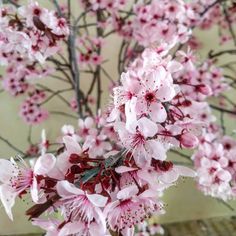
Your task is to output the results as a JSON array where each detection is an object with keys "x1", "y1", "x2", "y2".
[
  {"x1": 20, "y1": 90, "x2": 49, "y2": 124},
  {"x1": 1, "y1": 52, "x2": 52, "y2": 97},
  {"x1": 0, "y1": 2, "x2": 68, "y2": 63},
  {"x1": 77, "y1": 36, "x2": 104, "y2": 67},
  {"x1": 0, "y1": 112, "x2": 196, "y2": 235},
  {"x1": 109, "y1": 46, "x2": 202, "y2": 168},
  {"x1": 193, "y1": 132, "x2": 236, "y2": 201},
  {"x1": 188, "y1": 0, "x2": 236, "y2": 44},
  {"x1": 132, "y1": 0, "x2": 192, "y2": 46},
  {"x1": 0, "y1": 0, "x2": 236, "y2": 235}
]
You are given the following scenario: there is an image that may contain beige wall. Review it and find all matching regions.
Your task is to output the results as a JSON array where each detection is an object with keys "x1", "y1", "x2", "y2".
[{"x1": 0, "y1": 1, "x2": 236, "y2": 234}]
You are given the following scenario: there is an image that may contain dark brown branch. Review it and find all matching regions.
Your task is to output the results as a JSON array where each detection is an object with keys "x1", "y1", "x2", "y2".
[
  {"x1": 210, "y1": 104, "x2": 236, "y2": 115},
  {"x1": 209, "y1": 49, "x2": 236, "y2": 58},
  {"x1": 67, "y1": 0, "x2": 84, "y2": 117},
  {"x1": 223, "y1": 2, "x2": 236, "y2": 46},
  {"x1": 95, "y1": 11, "x2": 104, "y2": 112}
]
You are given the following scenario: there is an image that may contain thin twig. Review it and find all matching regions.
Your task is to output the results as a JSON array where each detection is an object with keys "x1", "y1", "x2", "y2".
[
  {"x1": 51, "y1": 0, "x2": 63, "y2": 17},
  {"x1": 209, "y1": 49, "x2": 236, "y2": 58},
  {"x1": 36, "y1": 84, "x2": 71, "y2": 106},
  {"x1": 40, "y1": 88, "x2": 73, "y2": 106},
  {"x1": 27, "y1": 126, "x2": 33, "y2": 145},
  {"x1": 50, "y1": 111, "x2": 78, "y2": 119},
  {"x1": 222, "y1": 2, "x2": 236, "y2": 46},
  {"x1": 210, "y1": 104, "x2": 236, "y2": 115},
  {"x1": 0, "y1": 135, "x2": 25, "y2": 155},
  {"x1": 217, "y1": 199, "x2": 235, "y2": 211}
]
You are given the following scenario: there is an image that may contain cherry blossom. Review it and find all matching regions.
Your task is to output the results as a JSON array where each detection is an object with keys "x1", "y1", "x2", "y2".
[{"x1": 0, "y1": 0, "x2": 236, "y2": 235}]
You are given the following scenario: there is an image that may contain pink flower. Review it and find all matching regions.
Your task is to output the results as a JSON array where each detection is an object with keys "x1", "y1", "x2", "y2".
[
  {"x1": 104, "y1": 185, "x2": 163, "y2": 235},
  {"x1": 56, "y1": 180, "x2": 107, "y2": 234},
  {"x1": 0, "y1": 154, "x2": 56, "y2": 220},
  {"x1": 53, "y1": 136, "x2": 82, "y2": 177},
  {"x1": 179, "y1": 132, "x2": 199, "y2": 149},
  {"x1": 83, "y1": 132, "x2": 112, "y2": 158},
  {"x1": 115, "y1": 117, "x2": 167, "y2": 167},
  {"x1": 78, "y1": 117, "x2": 96, "y2": 138},
  {"x1": 33, "y1": 218, "x2": 107, "y2": 236}
]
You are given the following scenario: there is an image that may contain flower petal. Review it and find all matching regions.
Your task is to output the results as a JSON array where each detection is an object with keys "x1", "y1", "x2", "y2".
[
  {"x1": 34, "y1": 153, "x2": 56, "y2": 175},
  {"x1": 159, "y1": 169, "x2": 179, "y2": 184},
  {"x1": 57, "y1": 180, "x2": 84, "y2": 197},
  {"x1": 117, "y1": 185, "x2": 138, "y2": 200},
  {"x1": 115, "y1": 166, "x2": 138, "y2": 173},
  {"x1": 155, "y1": 85, "x2": 176, "y2": 102},
  {"x1": 137, "y1": 117, "x2": 158, "y2": 137},
  {"x1": 149, "y1": 102, "x2": 167, "y2": 123},
  {"x1": 86, "y1": 193, "x2": 108, "y2": 207},
  {"x1": 63, "y1": 136, "x2": 82, "y2": 154},
  {"x1": 0, "y1": 159, "x2": 15, "y2": 183},
  {"x1": 0, "y1": 185, "x2": 17, "y2": 220},
  {"x1": 174, "y1": 166, "x2": 197, "y2": 178},
  {"x1": 146, "y1": 140, "x2": 167, "y2": 161}
]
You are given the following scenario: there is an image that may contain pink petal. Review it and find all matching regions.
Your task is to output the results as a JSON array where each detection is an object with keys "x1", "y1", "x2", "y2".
[
  {"x1": 146, "y1": 140, "x2": 167, "y2": 160},
  {"x1": 59, "y1": 222, "x2": 83, "y2": 236},
  {"x1": 146, "y1": 66, "x2": 166, "y2": 91},
  {"x1": 0, "y1": 184, "x2": 17, "y2": 220},
  {"x1": 167, "y1": 60, "x2": 183, "y2": 73},
  {"x1": 174, "y1": 166, "x2": 196, "y2": 177},
  {"x1": 34, "y1": 153, "x2": 56, "y2": 175},
  {"x1": 125, "y1": 96, "x2": 137, "y2": 133},
  {"x1": 149, "y1": 102, "x2": 167, "y2": 123},
  {"x1": 155, "y1": 85, "x2": 176, "y2": 102},
  {"x1": 115, "y1": 166, "x2": 138, "y2": 173},
  {"x1": 84, "y1": 117, "x2": 94, "y2": 128},
  {"x1": 137, "y1": 117, "x2": 158, "y2": 137},
  {"x1": 0, "y1": 159, "x2": 15, "y2": 183},
  {"x1": 121, "y1": 227, "x2": 135, "y2": 236},
  {"x1": 139, "y1": 189, "x2": 157, "y2": 198},
  {"x1": 117, "y1": 185, "x2": 138, "y2": 200},
  {"x1": 86, "y1": 193, "x2": 108, "y2": 207},
  {"x1": 137, "y1": 169, "x2": 156, "y2": 184},
  {"x1": 57, "y1": 180, "x2": 84, "y2": 197},
  {"x1": 159, "y1": 169, "x2": 179, "y2": 184},
  {"x1": 218, "y1": 170, "x2": 232, "y2": 182},
  {"x1": 89, "y1": 221, "x2": 107, "y2": 236},
  {"x1": 63, "y1": 136, "x2": 82, "y2": 154},
  {"x1": 32, "y1": 218, "x2": 59, "y2": 231}
]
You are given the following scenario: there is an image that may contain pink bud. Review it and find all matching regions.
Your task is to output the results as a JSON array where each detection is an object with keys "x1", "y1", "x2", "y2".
[
  {"x1": 196, "y1": 84, "x2": 212, "y2": 96},
  {"x1": 179, "y1": 132, "x2": 199, "y2": 149}
]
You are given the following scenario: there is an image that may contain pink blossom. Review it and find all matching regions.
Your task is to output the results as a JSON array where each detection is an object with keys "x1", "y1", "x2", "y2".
[
  {"x1": 56, "y1": 180, "x2": 107, "y2": 234},
  {"x1": 0, "y1": 154, "x2": 56, "y2": 220},
  {"x1": 104, "y1": 185, "x2": 163, "y2": 235}
]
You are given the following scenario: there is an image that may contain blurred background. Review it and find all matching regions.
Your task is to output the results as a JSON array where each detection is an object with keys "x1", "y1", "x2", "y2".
[{"x1": 0, "y1": 1, "x2": 236, "y2": 235}]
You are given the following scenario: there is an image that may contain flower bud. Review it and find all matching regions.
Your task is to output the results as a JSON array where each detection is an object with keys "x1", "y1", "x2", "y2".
[
  {"x1": 196, "y1": 84, "x2": 212, "y2": 96},
  {"x1": 179, "y1": 132, "x2": 199, "y2": 149}
]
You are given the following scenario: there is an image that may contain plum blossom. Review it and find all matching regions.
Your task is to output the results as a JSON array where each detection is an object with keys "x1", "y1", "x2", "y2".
[
  {"x1": 193, "y1": 135, "x2": 236, "y2": 200},
  {"x1": 57, "y1": 180, "x2": 108, "y2": 234},
  {"x1": 132, "y1": 0, "x2": 191, "y2": 46},
  {"x1": 20, "y1": 90, "x2": 49, "y2": 124},
  {"x1": 115, "y1": 118, "x2": 167, "y2": 167},
  {"x1": 104, "y1": 185, "x2": 164, "y2": 235},
  {"x1": 0, "y1": 154, "x2": 56, "y2": 220},
  {"x1": 0, "y1": 0, "x2": 235, "y2": 234}
]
